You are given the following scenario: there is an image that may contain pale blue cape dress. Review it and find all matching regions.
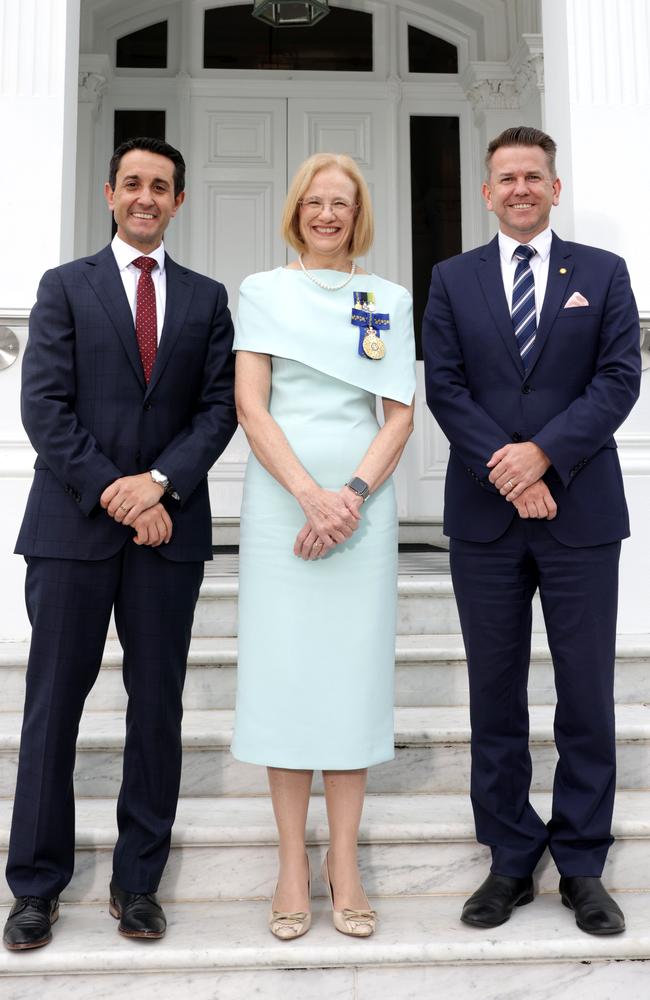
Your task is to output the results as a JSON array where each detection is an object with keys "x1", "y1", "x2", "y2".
[{"x1": 231, "y1": 267, "x2": 416, "y2": 769}]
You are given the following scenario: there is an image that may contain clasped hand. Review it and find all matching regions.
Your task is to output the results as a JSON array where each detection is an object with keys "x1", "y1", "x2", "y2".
[
  {"x1": 131, "y1": 503, "x2": 173, "y2": 545},
  {"x1": 487, "y1": 442, "x2": 551, "y2": 501},
  {"x1": 100, "y1": 473, "x2": 164, "y2": 526},
  {"x1": 100, "y1": 474, "x2": 172, "y2": 545},
  {"x1": 294, "y1": 486, "x2": 363, "y2": 560}
]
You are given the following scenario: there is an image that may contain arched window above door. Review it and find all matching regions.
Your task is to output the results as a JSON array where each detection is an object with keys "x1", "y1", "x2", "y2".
[
  {"x1": 203, "y1": 3, "x2": 373, "y2": 70},
  {"x1": 116, "y1": 20, "x2": 168, "y2": 68},
  {"x1": 407, "y1": 25, "x2": 458, "y2": 74}
]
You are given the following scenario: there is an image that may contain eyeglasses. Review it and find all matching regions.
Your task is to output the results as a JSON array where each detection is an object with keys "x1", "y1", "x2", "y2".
[{"x1": 298, "y1": 197, "x2": 358, "y2": 215}]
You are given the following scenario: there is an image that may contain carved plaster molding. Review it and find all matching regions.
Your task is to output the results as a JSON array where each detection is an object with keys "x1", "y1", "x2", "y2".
[
  {"x1": 463, "y1": 34, "x2": 544, "y2": 117},
  {"x1": 78, "y1": 54, "x2": 112, "y2": 113}
]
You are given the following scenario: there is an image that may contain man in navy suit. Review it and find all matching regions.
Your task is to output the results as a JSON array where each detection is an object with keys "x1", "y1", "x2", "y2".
[
  {"x1": 3, "y1": 138, "x2": 237, "y2": 949},
  {"x1": 423, "y1": 127, "x2": 640, "y2": 935}
]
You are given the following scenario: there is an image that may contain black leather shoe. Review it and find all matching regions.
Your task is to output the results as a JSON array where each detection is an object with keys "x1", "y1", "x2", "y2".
[
  {"x1": 3, "y1": 895, "x2": 59, "y2": 951},
  {"x1": 559, "y1": 876, "x2": 625, "y2": 935},
  {"x1": 461, "y1": 873, "x2": 534, "y2": 928},
  {"x1": 109, "y1": 881, "x2": 166, "y2": 939}
]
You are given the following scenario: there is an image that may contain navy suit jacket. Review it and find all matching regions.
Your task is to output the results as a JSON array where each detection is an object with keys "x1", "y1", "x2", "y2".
[
  {"x1": 16, "y1": 244, "x2": 237, "y2": 562},
  {"x1": 422, "y1": 233, "x2": 641, "y2": 547}
]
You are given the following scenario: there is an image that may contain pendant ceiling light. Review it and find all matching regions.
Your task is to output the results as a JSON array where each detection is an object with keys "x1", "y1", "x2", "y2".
[{"x1": 252, "y1": 1, "x2": 330, "y2": 28}]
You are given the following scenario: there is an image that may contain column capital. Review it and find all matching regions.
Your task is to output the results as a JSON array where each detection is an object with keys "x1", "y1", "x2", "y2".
[
  {"x1": 462, "y1": 38, "x2": 544, "y2": 118},
  {"x1": 78, "y1": 54, "x2": 111, "y2": 111}
]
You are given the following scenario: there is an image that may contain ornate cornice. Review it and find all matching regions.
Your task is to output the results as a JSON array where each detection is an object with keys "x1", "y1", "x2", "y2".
[
  {"x1": 462, "y1": 34, "x2": 544, "y2": 116},
  {"x1": 78, "y1": 54, "x2": 112, "y2": 111}
]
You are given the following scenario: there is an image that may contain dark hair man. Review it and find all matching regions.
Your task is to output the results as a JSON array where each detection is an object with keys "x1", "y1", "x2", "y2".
[
  {"x1": 3, "y1": 138, "x2": 237, "y2": 949},
  {"x1": 423, "y1": 126, "x2": 640, "y2": 936}
]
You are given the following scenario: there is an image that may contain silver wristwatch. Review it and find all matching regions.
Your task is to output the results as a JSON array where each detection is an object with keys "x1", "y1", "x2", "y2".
[
  {"x1": 346, "y1": 476, "x2": 370, "y2": 502},
  {"x1": 150, "y1": 468, "x2": 180, "y2": 501}
]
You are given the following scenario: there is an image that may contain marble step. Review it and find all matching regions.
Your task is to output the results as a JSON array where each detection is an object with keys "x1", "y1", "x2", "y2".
[
  {"x1": 189, "y1": 571, "x2": 466, "y2": 637},
  {"x1": 3, "y1": 634, "x2": 647, "y2": 712},
  {"x1": 0, "y1": 894, "x2": 649, "y2": 999},
  {"x1": 1, "y1": 705, "x2": 649, "y2": 797},
  {"x1": 0, "y1": 791, "x2": 648, "y2": 905},
  {"x1": 212, "y1": 517, "x2": 449, "y2": 548}
]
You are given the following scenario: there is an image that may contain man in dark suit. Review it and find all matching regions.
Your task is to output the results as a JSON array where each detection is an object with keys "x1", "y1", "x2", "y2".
[
  {"x1": 3, "y1": 137, "x2": 237, "y2": 950},
  {"x1": 423, "y1": 126, "x2": 640, "y2": 935}
]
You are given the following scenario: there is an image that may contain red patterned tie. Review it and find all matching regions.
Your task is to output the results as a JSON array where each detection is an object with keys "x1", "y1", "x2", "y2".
[{"x1": 132, "y1": 256, "x2": 158, "y2": 383}]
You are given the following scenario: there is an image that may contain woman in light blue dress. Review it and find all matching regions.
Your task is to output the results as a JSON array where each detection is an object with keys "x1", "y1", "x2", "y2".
[{"x1": 233, "y1": 154, "x2": 416, "y2": 939}]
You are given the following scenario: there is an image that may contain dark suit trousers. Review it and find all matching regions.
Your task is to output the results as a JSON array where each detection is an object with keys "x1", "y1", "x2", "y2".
[
  {"x1": 6, "y1": 545, "x2": 203, "y2": 899},
  {"x1": 450, "y1": 518, "x2": 620, "y2": 878}
]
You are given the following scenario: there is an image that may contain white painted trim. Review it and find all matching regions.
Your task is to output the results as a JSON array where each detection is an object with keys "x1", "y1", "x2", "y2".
[
  {"x1": 618, "y1": 434, "x2": 650, "y2": 475},
  {"x1": 208, "y1": 463, "x2": 247, "y2": 482},
  {"x1": 0, "y1": 442, "x2": 35, "y2": 479}
]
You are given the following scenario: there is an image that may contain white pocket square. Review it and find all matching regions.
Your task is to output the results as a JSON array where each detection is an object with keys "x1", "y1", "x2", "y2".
[{"x1": 564, "y1": 291, "x2": 589, "y2": 308}]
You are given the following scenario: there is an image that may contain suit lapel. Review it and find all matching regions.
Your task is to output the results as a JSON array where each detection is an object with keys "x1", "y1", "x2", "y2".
[
  {"x1": 525, "y1": 233, "x2": 574, "y2": 376},
  {"x1": 146, "y1": 254, "x2": 195, "y2": 396},
  {"x1": 83, "y1": 245, "x2": 146, "y2": 389},
  {"x1": 476, "y1": 236, "x2": 525, "y2": 376}
]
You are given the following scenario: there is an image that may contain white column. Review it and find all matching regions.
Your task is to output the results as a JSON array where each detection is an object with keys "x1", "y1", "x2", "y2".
[
  {"x1": 0, "y1": 0, "x2": 80, "y2": 640},
  {"x1": 542, "y1": 0, "x2": 650, "y2": 634}
]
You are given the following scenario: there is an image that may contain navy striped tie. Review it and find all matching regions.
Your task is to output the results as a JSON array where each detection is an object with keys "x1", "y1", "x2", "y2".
[{"x1": 511, "y1": 244, "x2": 537, "y2": 369}]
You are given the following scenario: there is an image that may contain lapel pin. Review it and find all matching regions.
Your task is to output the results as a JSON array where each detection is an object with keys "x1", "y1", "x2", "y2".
[{"x1": 559, "y1": 267, "x2": 567, "y2": 274}]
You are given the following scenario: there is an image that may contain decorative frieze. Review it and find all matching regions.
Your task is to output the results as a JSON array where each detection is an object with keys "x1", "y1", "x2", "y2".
[
  {"x1": 463, "y1": 33, "x2": 544, "y2": 117},
  {"x1": 78, "y1": 54, "x2": 111, "y2": 115}
]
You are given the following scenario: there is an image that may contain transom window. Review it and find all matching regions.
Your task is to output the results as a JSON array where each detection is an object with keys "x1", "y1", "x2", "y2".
[
  {"x1": 408, "y1": 25, "x2": 458, "y2": 74},
  {"x1": 203, "y1": 4, "x2": 373, "y2": 71},
  {"x1": 116, "y1": 20, "x2": 168, "y2": 68}
]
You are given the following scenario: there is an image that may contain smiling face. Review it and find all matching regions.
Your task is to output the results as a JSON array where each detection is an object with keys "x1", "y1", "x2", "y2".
[
  {"x1": 104, "y1": 149, "x2": 184, "y2": 253},
  {"x1": 298, "y1": 166, "x2": 358, "y2": 265},
  {"x1": 482, "y1": 144, "x2": 561, "y2": 242}
]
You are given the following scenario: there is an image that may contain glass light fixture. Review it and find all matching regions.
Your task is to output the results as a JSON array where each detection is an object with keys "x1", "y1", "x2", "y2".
[{"x1": 252, "y1": 1, "x2": 330, "y2": 28}]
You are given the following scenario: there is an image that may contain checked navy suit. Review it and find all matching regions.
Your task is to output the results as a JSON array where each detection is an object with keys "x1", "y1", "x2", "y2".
[
  {"x1": 423, "y1": 232, "x2": 641, "y2": 878},
  {"x1": 7, "y1": 244, "x2": 237, "y2": 899}
]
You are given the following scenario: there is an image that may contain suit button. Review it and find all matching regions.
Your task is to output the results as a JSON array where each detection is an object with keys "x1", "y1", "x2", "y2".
[
  {"x1": 512, "y1": 432, "x2": 522, "y2": 442},
  {"x1": 522, "y1": 386, "x2": 532, "y2": 395},
  {"x1": 144, "y1": 402, "x2": 152, "y2": 411}
]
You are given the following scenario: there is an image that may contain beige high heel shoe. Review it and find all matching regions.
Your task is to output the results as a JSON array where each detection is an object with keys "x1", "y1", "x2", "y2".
[
  {"x1": 268, "y1": 858, "x2": 312, "y2": 940},
  {"x1": 321, "y1": 851, "x2": 376, "y2": 937}
]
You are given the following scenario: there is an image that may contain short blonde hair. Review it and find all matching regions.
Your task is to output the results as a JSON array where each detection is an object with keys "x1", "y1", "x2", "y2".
[{"x1": 280, "y1": 153, "x2": 374, "y2": 258}]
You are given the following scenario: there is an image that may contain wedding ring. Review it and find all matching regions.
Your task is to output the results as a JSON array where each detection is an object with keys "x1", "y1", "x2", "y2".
[
  {"x1": 120, "y1": 503, "x2": 130, "y2": 511},
  {"x1": 506, "y1": 480, "x2": 514, "y2": 490}
]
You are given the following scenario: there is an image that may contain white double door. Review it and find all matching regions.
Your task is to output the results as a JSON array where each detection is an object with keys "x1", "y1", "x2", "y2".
[{"x1": 189, "y1": 93, "x2": 444, "y2": 521}]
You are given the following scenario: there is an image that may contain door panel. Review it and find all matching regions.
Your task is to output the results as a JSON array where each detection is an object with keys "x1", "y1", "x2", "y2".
[{"x1": 189, "y1": 97, "x2": 288, "y2": 517}]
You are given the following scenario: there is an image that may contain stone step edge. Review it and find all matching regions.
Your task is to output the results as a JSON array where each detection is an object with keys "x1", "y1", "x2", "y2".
[
  {"x1": 1, "y1": 705, "x2": 649, "y2": 749},
  {"x1": 0, "y1": 895, "x2": 648, "y2": 976},
  {"x1": 1, "y1": 792, "x2": 648, "y2": 848},
  {"x1": 1, "y1": 634, "x2": 649, "y2": 668},
  {"x1": 198, "y1": 576, "x2": 456, "y2": 598}
]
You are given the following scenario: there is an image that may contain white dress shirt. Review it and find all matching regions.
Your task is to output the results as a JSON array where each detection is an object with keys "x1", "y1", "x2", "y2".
[
  {"x1": 111, "y1": 235, "x2": 167, "y2": 343},
  {"x1": 498, "y1": 226, "x2": 552, "y2": 322}
]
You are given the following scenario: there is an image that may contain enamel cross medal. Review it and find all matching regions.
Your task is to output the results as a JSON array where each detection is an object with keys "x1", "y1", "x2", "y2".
[{"x1": 351, "y1": 292, "x2": 390, "y2": 360}]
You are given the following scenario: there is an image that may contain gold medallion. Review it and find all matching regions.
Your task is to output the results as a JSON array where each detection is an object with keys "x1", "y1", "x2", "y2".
[{"x1": 362, "y1": 331, "x2": 385, "y2": 360}]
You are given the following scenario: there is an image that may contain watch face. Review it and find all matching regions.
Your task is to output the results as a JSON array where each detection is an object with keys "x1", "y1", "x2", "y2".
[
  {"x1": 151, "y1": 470, "x2": 168, "y2": 487},
  {"x1": 348, "y1": 477, "x2": 369, "y2": 498}
]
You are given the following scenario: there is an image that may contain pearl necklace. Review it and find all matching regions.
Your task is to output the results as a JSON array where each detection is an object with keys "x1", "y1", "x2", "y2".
[{"x1": 298, "y1": 254, "x2": 357, "y2": 291}]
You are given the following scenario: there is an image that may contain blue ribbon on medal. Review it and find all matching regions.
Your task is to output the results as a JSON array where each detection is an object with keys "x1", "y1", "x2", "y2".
[{"x1": 351, "y1": 291, "x2": 390, "y2": 360}]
